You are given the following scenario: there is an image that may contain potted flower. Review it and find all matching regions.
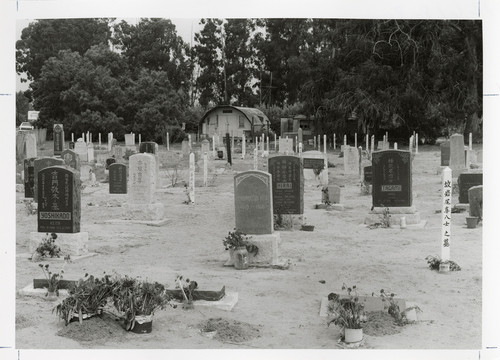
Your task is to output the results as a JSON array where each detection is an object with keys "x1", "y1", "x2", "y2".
[
  {"x1": 175, "y1": 275, "x2": 198, "y2": 310},
  {"x1": 32, "y1": 233, "x2": 61, "y2": 262},
  {"x1": 223, "y1": 229, "x2": 258, "y2": 270},
  {"x1": 112, "y1": 276, "x2": 176, "y2": 333},
  {"x1": 54, "y1": 273, "x2": 115, "y2": 325},
  {"x1": 39, "y1": 263, "x2": 63, "y2": 300},
  {"x1": 327, "y1": 284, "x2": 367, "y2": 343}
]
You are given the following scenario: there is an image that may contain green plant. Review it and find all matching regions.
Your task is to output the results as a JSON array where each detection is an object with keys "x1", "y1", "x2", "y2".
[
  {"x1": 312, "y1": 163, "x2": 324, "y2": 177},
  {"x1": 373, "y1": 289, "x2": 422, "y2": 326},
  {"x1": 175, "y1": 275, "x2": 198, "y2": 309},
  {"x1": 360, "y1": 180, "x2": 370, "y2": 195},
  {"x1": 321, "y1": 186, "x2": 331, "y2": 206},
  {"x1": 223, "y1": 229, "x2": 258, "y2": 256},
  {"x1": 327, "y1": 284, "x2": 367, "y2": 329},
  {"x1": 367, "y1": 207, "x2": 391, "y2": 229},
  {"x1": 123, "y1": 148, "x2": 136, "y2": 161},
  {"x1": 112, "y1": 276, "x2": 176, "y2": 331},
  {"x1": 39, "y1": 264, "x2": 63, "y2": 295},
  {"x1": 425, "y1": 255, "x2": 461, "y2": 271},
  {"x1": 183, "y1": 183, "x2": 193, "y2": 204},
  {"x1": 24, "y1": 199, "x2": 37, "y2": 215},
  {"x1": 35, "y1": 233, "x2": 61, "y2": 258},
  {"x1": 54, "y1": 273, "x2": 115, "y2": 325},
  {"x1": 166, "y1": 164, "x2": 181, "y2": 187}
]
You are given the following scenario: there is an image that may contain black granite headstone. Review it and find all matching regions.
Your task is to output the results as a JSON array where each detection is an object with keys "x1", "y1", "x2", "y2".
[
  {"x1": 105, "y1": 157, "x2": 116, "y2": 170},
  {"x1": 24, "y1": 157, "x2": 35, "y2": 198},
  {"x1": 109, "y1": 163, "x2": 127, "y2": 194},
  {"x1": 139, "y1": 142, "x2": 157, "y2": 154},
  {"x1": 37, "y1": 166, "x2": 81, "y2": 233},
  {"x1": 364, "y1": 166, "x2": 373, "y2": 184},
  {"x1": 268, "y1": 156, "x2": 304, "y2": 214},
  {"x1": 53, "y1": 124, "x2": 64, "y2": 156},
  {"x1": 372, "y1": 150, "x2": 412, "y2": 207},
  {"x1": 302, "y1": 158, "x2": 325, "y2": 170},
  {"x1": 458, "y1": 173, "x2": 483, "y2": 203}
]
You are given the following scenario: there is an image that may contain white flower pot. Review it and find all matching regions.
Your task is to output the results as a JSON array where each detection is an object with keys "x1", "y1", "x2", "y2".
[{"x1": 344, "y1": 328, "x2": 363, "y2": 343}]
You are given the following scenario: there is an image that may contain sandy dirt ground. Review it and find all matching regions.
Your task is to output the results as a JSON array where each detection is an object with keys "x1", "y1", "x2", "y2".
[{"x1": 15, "y1": 142, "x2": 484, "y2": 352}]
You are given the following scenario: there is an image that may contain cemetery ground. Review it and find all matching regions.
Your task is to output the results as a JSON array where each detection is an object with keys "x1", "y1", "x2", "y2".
[{"x1": 15, "y1": 142, "x2": 482, "y2": 349}]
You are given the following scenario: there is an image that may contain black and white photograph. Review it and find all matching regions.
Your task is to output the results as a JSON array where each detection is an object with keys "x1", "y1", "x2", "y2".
[{"x1": 2, "y1": 0, "x2": 499, "y2": 358}]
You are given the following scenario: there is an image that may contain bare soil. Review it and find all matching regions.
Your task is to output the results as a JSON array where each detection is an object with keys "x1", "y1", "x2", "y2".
[{"x1": 15, "y1": 142, "x2": 483, "y2": 350}]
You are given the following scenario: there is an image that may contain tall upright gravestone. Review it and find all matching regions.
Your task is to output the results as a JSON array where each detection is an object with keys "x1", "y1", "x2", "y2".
[
  {"x1": 30, "y1": 165, "x2": 88, "y2": 256},
  {"x1": 232, "y1": 170, "x2": 281, "y2": 266},
  {"x1": 268, "y1": 156, "x2": 304, "y2": 215},
  {"x1": 234, "y1": 170, "x2": 273, "y2": 235},
  {"x1": 139, "y1": 142, "x2": 160, "y2": 188},
  {"x1": 61, "y1": 149, "x2": 81, "y2": 172},
  {"x1": 24, "y1": 158, "x2": 36, "y2": 198},
  {"x1": 53, "y1": 124, "x2": 64, "y2": 156},
  {"x1": 109, "y1": 163, "x2": 127, "y2": 194},
  {"x1": 33, "y1": 157, "x2": 64, "y2": 202},
  {"x1": 372, "y1": 150, "x2": 412, "y2": 207},
  {"x1": 37, "y1": 166, "x2": 81, "y2": 233},
  {"x1": 125, "y1": 153, "x2": 164, "y2": 221},
  {"x1": 449, "y1": 134, "x2": 466, "y2": 177},
  {"x1": 440, "y1": 141, "x2": 450, "y2": 166}
]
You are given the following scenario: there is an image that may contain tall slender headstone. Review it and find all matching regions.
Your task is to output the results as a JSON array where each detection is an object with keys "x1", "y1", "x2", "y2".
[
  {"x1": 241, "y1": 133, "x2": 246, "y2": 159},
  {"x1": 109, "y1": 163, "x2": 127, "y2": 194},
  {"x1": 53, "y1": 124, "x2": 64, "y2": 156},
  {"x1": 343, "y1": 146, "x2": 359, "y2": 175},
  {"x1": 226, "y1": 133, "x2": 232, "y2": 165},
  {"x1": 139, "y1": 142, "x2": 160, "y2": 189},
  {"x1": 440, "y1": 141, "x2": 451, "y2": 166},
  {"x1": 441, "y1": 167, "x2": 452, "y2": 262},
  {"x1": 189, "y1": 152, "x2": 195, "y2": 203},
  {"x1": 203, "y1": 152, "x2": 208, "y2": 187},
  {"x1": 268, "y1": 156, "x2": 304, "y2": 215},
  {"x1": 449, "y1": 134, "x2": 466, "y2": 177},
  {"x1": 253, "y1": 148, "x2": 258, "y2": 170},
  {"x1": 333, "y1": 133, "x2": 336, "y2": 149}
]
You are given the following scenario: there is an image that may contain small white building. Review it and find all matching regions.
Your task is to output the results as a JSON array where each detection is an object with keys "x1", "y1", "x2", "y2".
[{"x1": 199, "y1": 105, "x2": 270, "y2": 139}]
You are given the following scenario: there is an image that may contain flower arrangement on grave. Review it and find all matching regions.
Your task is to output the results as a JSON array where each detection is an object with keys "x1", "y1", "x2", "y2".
[
  {"x1": 112, "y1": 276, "x2": 176, "y2": 332},
  {"x1": 425, "y1": 255, "x2": 461, "y2": 271},
  {"x1": 327, "y1": 284, "x2": 367, "y2": 330},
  {"x1": 175, "y1": 275, "x2": 198, "y2": 309},
  {"x1": 33, "y1": 233, "x2": 61, "y2": 261},
  {"x1": 54, "y1": 273, "x2": 116, "y2": 325},
  {"x1": 372, "y1": 289, "x2": 422, "y2": 326},
  {"x1": 223, "y1": 229, "x2": 258, "y2": 256},
  {"x1": 39, "y1": 264, "x2": 63, "y2": 298}
]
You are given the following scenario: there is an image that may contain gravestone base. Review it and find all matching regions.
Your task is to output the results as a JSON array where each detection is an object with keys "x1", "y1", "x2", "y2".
[
  {"x1": 364, "y1": 207, "x2": 422, "y2": 226},
  {"x1": 124, "y1": 203, "x2": 164, "y2": 221},
  {"x1": 454, "y1": 203, "x2": 469, "y2": 211},
  {"x1": 315, "y1": 203, "x2": 345, "y2": 211},
  {"x1": 224, "y1": 233, "x2": 282, "y2": 267},
  {"x1": 29, "y1": 232, "x2": 89, "y2": 256}
]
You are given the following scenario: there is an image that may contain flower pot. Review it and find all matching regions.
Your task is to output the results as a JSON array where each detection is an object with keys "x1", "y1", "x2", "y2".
[
  {"x1": 344, "y1": 328, "x2": 363, "y2": 343},
  {"x1": 131, "y1": 315, "x2": 153, "y2": 334},
  {"x1": 233, "y1": 246, "x2": 249, "y2": 270},
  {"x1": 466, "y1": 216, "x2": 479, "y2": 229},
  {"x1": 45, "y1": 291, "x2": 58, "y2": 301}
]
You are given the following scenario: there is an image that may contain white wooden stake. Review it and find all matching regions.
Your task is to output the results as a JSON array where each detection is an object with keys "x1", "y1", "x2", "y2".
[
  {"x1": 253, "y1": 148, "x2": 258, "y2": 170},
  {"x1": 189, "y1": 152, "x2": 195, "y2": 204},
  {"x1": 441, "y1": 167, "x2": 452, "y2": 262},
  {"x1": 203, "y1": 152, "x2": 208, "y2": 187}
]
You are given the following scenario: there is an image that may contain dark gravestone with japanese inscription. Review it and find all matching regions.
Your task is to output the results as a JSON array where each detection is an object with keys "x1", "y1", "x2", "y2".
[
  {"x1": 234, "y1": 170, "x2": 273, "y2": 235},
  {"x1": 61, "y1": 149, "x2": 81, "y2": 172},
  {"x1": 268, "y1": 156, "x2": 304, "y2": 214},
  {"x1": 372, "y1": 150, "x2": 412, "y2": 207},
  {"x1": 109, "y1": 163, "x2": 127, "y2": 194},
  {"x1": 458, "y1": 173, "x2": 483, "y2": 203},
  {"x1": 440, "y1": 141, "x2": 450, "y2": 166},
  {"x1": 37, "y1": 166, "x2": 81, "y2": 233},
  {"x1": 33, "y1": 157, "x2": 64, "y2": 202},
  {"x1": 53, "y1": 124, "x2": 64, "y2": 156},
  {"x1": 24, "y1": 157, "x2": 35, "y2": 198},
  {"x1": 139, "y1": 142, "x2": 158, "y2": 154},
  {"x1": 364, "y1": 166, "x2": 373, "y2": 184}
]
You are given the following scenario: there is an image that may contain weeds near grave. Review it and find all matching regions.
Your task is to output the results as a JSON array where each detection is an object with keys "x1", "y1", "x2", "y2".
[
  {"x1": 313, "y1": 163, "x2": 324, "y2": 177},
  {"x1": 321, "y1": 186, "x2": 331, "y2": 206},
  {"x1": 34, "y1": 233, "x2": 61, "y2": 259},
  {"x1": 208, "y1": 172, "x2": 218, "y2": 187},
  {"x1": 372, "y1": 289, "x2": 422, "y2": 326},
  {"x1": 24, "y1": 199, "x2": 37, "y2": 215},
  {"x1": 360, "y1": 181, "x2": 370, "y2": 195},
  {"x1": 123, "y1": 148, "x2": 136, "y2": 161},
  {"x1": 425, "y1": 255, "x2": 461, "y2": 271},
  {"x1": 39, "y1": 263, "x2": 63, "y2": 296},
  {"x1": 183, "y1": 183, "x2": 193, "y2": 204},
  {"x1": 367, "y1": 207, "x2": 391, "y2": 229},
  {"x1": 166, "y1": 165, "x2": 180, "y2": 187},
  {"x1": 175, "y1": 275, "x2": 198, "y2": 309},
  {"x1": 223, "y1": 229, "x2": 258, "y2": 256}
]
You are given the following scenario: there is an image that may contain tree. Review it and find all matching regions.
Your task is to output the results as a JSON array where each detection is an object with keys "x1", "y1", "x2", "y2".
[
  {"x1": 16, "y1": 91, "x2": 30, "y2": 126},
  {"x1": 16, "y1": 18, "x2": 112, "y2": 82}
]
